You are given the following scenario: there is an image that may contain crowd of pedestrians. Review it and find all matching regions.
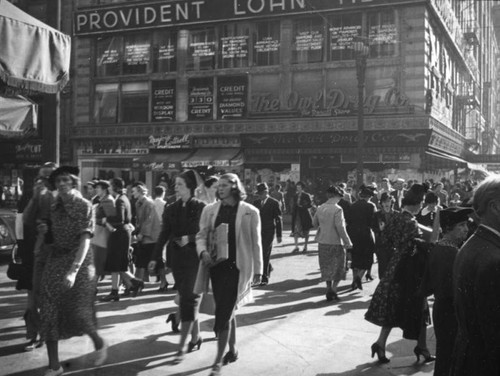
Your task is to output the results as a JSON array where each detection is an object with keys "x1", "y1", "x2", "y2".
[{"x1": 10, "y1": 162, "x2": 500, "y2": 376}]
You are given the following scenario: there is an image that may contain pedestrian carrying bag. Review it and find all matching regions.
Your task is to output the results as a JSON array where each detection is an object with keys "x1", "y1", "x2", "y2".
[
  {"x1": 91, "y1": 225, "x2": 110, "y2": 248},
  {"x1": 7, "y1": 244, "x2": 27, "y2": 281}
]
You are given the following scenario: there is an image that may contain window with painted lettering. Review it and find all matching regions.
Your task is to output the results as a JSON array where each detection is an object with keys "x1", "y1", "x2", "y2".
[
  {"x1": 96, "y1": 37, "x2": 122, "y2": 77},
  {"x1": 152, "y1": 31, "x2": 177, "y2": 73},
  {"x1": 187, "y1": 28, "x2": 216, "y2": 71},
  {"x1": 252, "y1": 21, "x2": 280, "y2": 66},
  {"x1": 328, "y1": 13, "x2": 362, "y2": 61},
  {"x1": 123, "y1": 34, "x2": 151, "y2": 75},
  {"x1": 220, "y1": 23, "x2": 250, "y2": 68},
  {"x1": 122, "y1": 82, "x2": 149, "y2": 123},
  {"x1": 292, "y1": 17, "x2": 324, "y2": 64},
  {"x1": 367, "y1": 11, "x2": 398, "y2": 58},
  {"x1": 94, "y1": 83, "x2": 119, "y2": 123}
]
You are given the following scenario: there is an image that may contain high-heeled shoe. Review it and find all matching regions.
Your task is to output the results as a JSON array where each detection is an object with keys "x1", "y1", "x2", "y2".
[
  {"x1": 100, "y1": 289, "x2": 119, "y2": 302},
  {"x1": 166, "y1": 313, "x2": 180, "y2": 333},
  {"x1": 222, "y1": 350, "x2": 239, "y2": 365},
  {"x1": 365, "y1": 274, "x2": 374, "y2": 281},
  {"x1": 414, "y1": 346, "x2": 435, "y2": 363},
  {"x1": 371, "y1": 343, "x2": 390, "y2": 364},
  {"x1": 172, "y1": 350, "x2": 185, "y2": 365},
  {"x1": 187, "y1": 337, "x2": 203, "y2": 352},
  {"x1": 130, "y1": 279, "x2": 144, "y2": 297}
]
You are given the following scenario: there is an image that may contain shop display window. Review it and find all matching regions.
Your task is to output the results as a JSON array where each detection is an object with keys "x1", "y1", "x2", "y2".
[
  {"x1": 94, "y1": 83, "x2": 119, "y2": 123},
  {"x1": 292, "y1": 17, "x2": 324, "y2": 64},
  {"x1": 368, "y1": 11, "x2": 398, "y2": 58},
  {"x1": 252, "y1": 21, "x2": 280, "y2": 66},
  {"x1": 187, "y1": 28, "x2": 216, "y2": 71},
  {"x1": 123, "y1": 34, "x2": 151, "y2": 75},
  {"x1": 220, "y1": 23, "x2": 250, "y2": 68},
  {"x1": 96, "y1": 36, "x2": 121, "y2": 76},
  {"x1": 328, "y1": 13, "x2": 362, "y2": 61},
  {"x1": 152, "y1": 31, "x2": 177, "y2": 73},
  {"x1": 122, "y1": 82, "x2": 149, "y2": 123}
]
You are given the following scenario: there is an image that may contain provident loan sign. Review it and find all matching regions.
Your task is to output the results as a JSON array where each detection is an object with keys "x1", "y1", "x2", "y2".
[{"x1": 74, "y1": 0, "x2": 417, "y2": 35}]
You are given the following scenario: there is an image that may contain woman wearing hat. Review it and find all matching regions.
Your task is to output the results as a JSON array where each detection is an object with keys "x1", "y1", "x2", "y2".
[
  {"x1": 312, "y1": 186, "x2": 353, "y2": 301},
  {"x1": 148, "y1": 170, "x2": 206, "y2": 363},
  {"x1": 365, "y1": 183, "x2": 435, "y2": 364},
  {"x1": 348, "y1": 184, "x2": 377, "y2": 290},
  {"x1": 422, "y1": 207, "x2": 472, "y2": 376},
  {"x1": 38, "y1": 167, "x2": 107, "y2": 376}
]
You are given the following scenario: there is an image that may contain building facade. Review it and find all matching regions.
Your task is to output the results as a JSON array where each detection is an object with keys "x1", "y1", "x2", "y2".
[{"x1": 70, "y1": 0, "x2": 500, "y2": 194}]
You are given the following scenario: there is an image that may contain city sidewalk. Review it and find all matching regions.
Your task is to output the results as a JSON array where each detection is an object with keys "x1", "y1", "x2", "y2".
[{"x1": 0, "y1": 231, "x2": 436, "y2": 376}]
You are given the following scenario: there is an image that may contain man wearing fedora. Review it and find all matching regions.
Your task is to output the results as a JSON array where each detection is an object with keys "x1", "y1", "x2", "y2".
[{"x1": 253, "y1": 183, "x2": 282, "y2": 286}]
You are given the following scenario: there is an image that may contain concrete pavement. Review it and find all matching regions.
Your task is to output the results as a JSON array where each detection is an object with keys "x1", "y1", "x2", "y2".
[{"x1": 0, "y1": 230, "x2": 436, "y2": 376}]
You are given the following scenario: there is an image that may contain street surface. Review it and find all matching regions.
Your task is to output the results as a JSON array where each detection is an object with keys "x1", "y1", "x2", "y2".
[{"x1": 0, "y1": 230, "x2": 436, "y2": 376}]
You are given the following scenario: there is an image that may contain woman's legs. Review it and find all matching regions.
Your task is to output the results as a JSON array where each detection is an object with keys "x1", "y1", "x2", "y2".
[
  {"x1": 416, "y1": 321, "x2": 429, "y2": 350},
  {"x1": 190, "y1": 319, "x2": 200, "y2": 343},
  {"x1": 46, "y1": 340, "x2": 59, "y2": 370},
  {"x1": 178, "y1": 320, "x2": 194, "y2": 354},
  {"x1": 375, "y1": 326, "x2": 392, "y2": 349},
  {"x1": 88, "y1": 331, "x2": 104, "y2": 350},
  {"x1": 214, "y1": 315, "x2": 237, "y2": 366},
  {"x1": 303, "y1": 235, "x2": 309, "y2": 251}
]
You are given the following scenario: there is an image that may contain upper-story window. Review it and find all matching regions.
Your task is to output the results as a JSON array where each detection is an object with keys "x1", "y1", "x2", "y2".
[
  {"x1": 368, "y1": 11, "x2": 398, "y2": 57},
  {"x1": 328, "y1": 13, "x2": 362, "y2": 61},
  {"x1": 292, "y1": 17, "x2": 324, "y2": 64},
  {"x1": 253, "y1": 21, "x2": 280, "y2": 66},
  {"x1": 220, "y1": 23, "x2": 250, "y2": 68},
  {"x1": 123, "y1": 34, "x2": 151, "y2": 75},
  {"x1": 96, "y1": 37, "x2": 121, "y2": 76},
  {"x1": 187, "y1": 28, "x2": 216, "y2": 71},
  {"x1": 152, "y1": 31, "x2": 177, "y2": 73}
]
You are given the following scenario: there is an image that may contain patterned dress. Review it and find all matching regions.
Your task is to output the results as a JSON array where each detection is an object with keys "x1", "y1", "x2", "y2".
[
  {"x1": 40, "y1": 193, "x2": 97, "y2": 341},
  {"x1": 365, "y1": 210, "x2": 428, "y2": 339}
]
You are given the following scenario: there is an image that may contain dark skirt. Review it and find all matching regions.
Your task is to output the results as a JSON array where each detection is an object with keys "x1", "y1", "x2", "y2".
[
  {"x1": 105, "y1": 227, "x2": 131, "y2": 272},
  {"x1": 433, "y1": 297, "x2": 457, "y2": 376},
  {"x1": 210, "y1": 260, "x2": 239, "y2": 333},
  {"x1": 350, "y1": 230, "x2": 375, "y2": 270},
  {"x1": 171, "y1": 242, "x2": 200, "y2": 322},
  {"x1": 92, "y1": 244, "x2": 108, "y2": 276}
]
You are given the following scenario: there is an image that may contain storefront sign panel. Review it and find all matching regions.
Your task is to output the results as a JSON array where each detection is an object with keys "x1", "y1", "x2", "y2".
[
  {"x1": 188, "y1": 77, "x2": 214, "y2": 121},
  {"x1": 74, "y1": 0, "x2": 418, "y2": 35},
  {"x1": 217, "y1": 76, "x2": 248, "y2": 120},
  {"x1": 15, "y1": 141, "x2": 42, "y2": 161},
  {"x1": 152, "y1": 80, "x2": 175, "y2": 121},
  {"x1": 148, "y1": 134, "x2": 191, "y2": 150}
]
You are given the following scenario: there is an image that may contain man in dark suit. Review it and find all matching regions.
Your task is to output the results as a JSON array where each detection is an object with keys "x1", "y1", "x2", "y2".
[
  {"x1": 253, "y1": 183, "x2": 282, "y2": 285},
  {"x1": 451, "y1": 175, "x2": 500, "y2": 376},
  {"x1": 391, "y1": 178, "x2": 406, "y2": 211}
]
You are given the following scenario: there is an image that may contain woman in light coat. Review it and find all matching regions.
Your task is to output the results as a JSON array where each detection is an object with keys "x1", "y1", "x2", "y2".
[
  {"x1": 197, "y1": 173, "x2": 263, "y2": 376},
  {"x1": 313, "y1": 185, "x2": 353, "y2": 301}
]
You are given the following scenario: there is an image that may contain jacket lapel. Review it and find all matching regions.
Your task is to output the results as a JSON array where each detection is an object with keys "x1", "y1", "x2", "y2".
[{"x1": 476, "y1": 225, "x2": 500, "y2": 249}]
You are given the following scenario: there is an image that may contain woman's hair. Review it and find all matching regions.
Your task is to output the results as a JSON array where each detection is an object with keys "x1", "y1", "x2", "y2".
[
  {"x1": 472, "y1": 175, "x2": 500, "y2": 217},
  {"x1": 402, "y1": 183, "x2": 427, "y2": 207},
  {"x1": 217, "y1": 173, "x2": 247, "y2": 201},
  {"x1": 95, "y1": 180, "x2": 110, "y2": 194},
  {"x1": 132, "y1": 181, "x2": 148, "y2": 195},
  {"x1": 326, "y1": 185, "x2": 343, "y2": 198},
  {"x1": 424, "y1": 191, "x2": 439, "y2": 205},
  {"x1": 296, "y1": 181, "x2": 305, "y2": 189},
  {"x1": 204, "y1": 175, "x2": 219, "y2": 189},
  {"x1": 110, "y1": 178, "x2": 125, "y2": 193},
  {"x1": 379, "y1": 192, "x2": 394, "y2": 205},
  {"x1": 178, "y1": 170, "x2": 198, "y2": 196}
]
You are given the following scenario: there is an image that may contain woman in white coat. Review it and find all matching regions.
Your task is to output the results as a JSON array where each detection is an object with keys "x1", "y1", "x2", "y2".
[{"x1": 197, "y1": 173, "x2": 263, "y2": 376}]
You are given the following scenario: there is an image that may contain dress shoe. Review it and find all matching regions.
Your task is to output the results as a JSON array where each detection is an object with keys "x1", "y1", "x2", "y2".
[
  {"x1": 414, "y1": 346, "x2": 436, "y2": 363},
  {"x1": 222, "y1": 350, "x2": 239, "y2": 365},
  {"x1": 157, "y1": 284, "x2": 168, "y2": 293},
  {"x1": 209, "y1": 363, "x2": 222, "y2": 376},
  {"x1": 292, "y1": 247, "x2": 300, "y2": 254},
  {"x1": 130, "y1": 279, "x2": 144, "y2": 297},
  {"x1": 43, "y1": 366, "x2": 63, "y2": 376},
  {"x1": 166, "y1": 313, "x2": 180, "y2": 333},
  {"x1": 187, "y1": 337, "x2": 203, "y2": 352},
  {"x1": 100, "y1": 289, "x2": 119, "y2": 302},
  {"x1": 365, "y1": 274, "x2": 374, "y2": 281},
  {"x1": 172, "y1": 350, "x2": 185, "y2": 365},
  {"x1": 24, "y1": 339, "x2": 44, "y2": 351},
  {"x1": 371, "y1": 343, "x2": 390, "y2": 364}
]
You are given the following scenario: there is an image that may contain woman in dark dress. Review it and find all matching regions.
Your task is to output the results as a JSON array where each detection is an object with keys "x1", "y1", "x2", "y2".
[
  {"x1": 422, "y1": 207, "x2": 472, "y2": 376},
  {"x1": 365, "y1": 183, "x2": 435, "y2": 364},
  {"x1": 371, "y1": 192, "x2": 398, "y2": 279},
  {"x1": 101, "y1": 178, "x2": 143, "y2": 301},
  {"x1": 349, "y1": 184, "x2": 377, "y2": 290},
  {"x1": 290, "y1": 181, "x2": 313, "y2": 253},
  {"x1": 38, "y1": 166, "x2": 107, "y2": 376},
  {"x1": 148, "y1": 170, "x2": 206, "y2": 363}
]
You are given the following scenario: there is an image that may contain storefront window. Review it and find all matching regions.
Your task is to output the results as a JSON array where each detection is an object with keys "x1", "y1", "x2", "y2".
[
  {"x1": 96, "y1": 36, "x2": 121, "y2": 76},
  {"x1": 123, "y1": 34, "x2": 151, "y2": 75},
  {"x1": 292, "y1": 18, "x2": 324, "y2": 64},
  {"x1": 122, "y1": 82, "x2": 149, "y2": 123},
  {"x1": 252, "y1": 21, "x2": 280, "y2": 66},
  {"x1": 220, "y1": 23, "x2": 250, "y2": 68},
  {"x1": 152, "y1": 31, "x2": 176, "y2": 73},
  {"x1": 94, "y1": 83, "x2": 118, "y2": 123},
  {"x1": 328, "y1": 13, "x2": 362, "y2": 61},
  {"x1": 187, "y1": 28, "x2": 216, "y2": 71},
  {"x1": 368, "y1": 11, "x2": 398, "y2": 58}
]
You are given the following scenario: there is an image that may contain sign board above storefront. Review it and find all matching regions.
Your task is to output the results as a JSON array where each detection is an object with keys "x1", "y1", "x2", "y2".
[
  {"x1": 74, "y1": 0, "x2": 419, "y2": 35},
  {"x1": 242, "y1": 130, "x2": 432, "y2": 149},
  {"x1": 148, "y1": 134, "x2": 192, "y2": 150}
]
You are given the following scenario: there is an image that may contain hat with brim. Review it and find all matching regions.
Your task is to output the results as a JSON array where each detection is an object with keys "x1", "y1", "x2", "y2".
[
  {"x1": 440, "y1": 207, "x2": 474, "y2": 230},
  {"x1": 255, "y1": 183, "x2": 269, "y2": 194},
  {"x1": 48, "y1": 166, "x2": 80, "y2": 188},
  {"x1": 359, "y1": 184, "x2": 377, "y2": 197},
  {"x1": 95, "y1": 180, "x2": 110, "y2": 190}
]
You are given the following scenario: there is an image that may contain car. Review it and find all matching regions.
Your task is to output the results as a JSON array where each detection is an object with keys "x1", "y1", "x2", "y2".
[{"x1": 0, "y1": 208, "x2": 17, "y2": 256}]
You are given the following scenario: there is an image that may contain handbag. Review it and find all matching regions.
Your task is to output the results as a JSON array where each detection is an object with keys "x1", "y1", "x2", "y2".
[
  {"x1": 91, "y1": 225, "x2": 110, "y2": 248},
  {"x1": 7, "y1": 244, "x2": 27, "y2": 281},
  {"x1": 199, "y1": 292, "x2": 215, "y2": 315}
]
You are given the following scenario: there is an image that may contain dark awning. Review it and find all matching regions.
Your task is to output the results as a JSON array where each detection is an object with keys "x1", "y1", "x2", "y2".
[
  {"x1": 133, "y1": 151, "x2": 192, "y2": 171},
  {"x1": 0, "y1": 95, "x2": 36, "y2": 134},
  {"x1": 181, "y1": 149, "x2": 240, "y2": 168},
  {"x1": 0, "y1": 0, "x2": 71, "y2": 93}
]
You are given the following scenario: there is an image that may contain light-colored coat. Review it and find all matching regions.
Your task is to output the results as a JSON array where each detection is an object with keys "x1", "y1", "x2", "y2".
[
  {"x1": 196, "y1": 200, "x2": 263, "y2": 307},
  {"x1": 313, "y1": 200, "x2": 351, "y2": 246}
]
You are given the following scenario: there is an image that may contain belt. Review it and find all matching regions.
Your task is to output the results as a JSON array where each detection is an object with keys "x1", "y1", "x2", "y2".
[{"x1": 173, "y1": 234, "x2": 196, "y2": 247}]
